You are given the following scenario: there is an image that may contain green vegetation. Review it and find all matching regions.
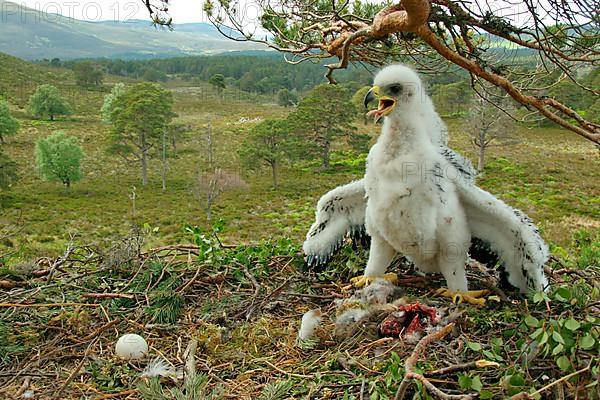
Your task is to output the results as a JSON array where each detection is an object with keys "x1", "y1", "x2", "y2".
[
  {"x1": 73, "y1": 61, "x2": 104, "y2": 87},
  {"x1": 208, "y1": 73, "x2": 226, "y2": 97},
  {"x1": 0, "y1": 224, "x2": 597, "y2": 399},
  {"x1": 289, "y1": 83, "x2": 361, "y2": 169},
  {"x1": 276, "y1": 88, "x2": 298, "y2": 107},
  {"x1": 26, "y1": 84, "x2": 73, "y2": 121},
  {"x1": 101, "y1": 83, "x2": 126, "y2": 123},
  {"x1": 0, "y1": 52, "x2": 598, "y2": 399},
  {"x1": 35, "y1": 131, "x2": 85, "y2": 188},
  {"x1": 239, "y1": 118, "x2": 291, "y2": 188},
  {"x1": 0, "y1": 149, "x2": 18, "y2": 189},
  {"x1": 108, "y1": 82, "x2": 174, "y2": 186},
  {"x1": 0, "y1": 99, "x2": 19, "y2": 143},
  {"x1": 56, "y1": 53, "x2": 374, "y2": 95}
]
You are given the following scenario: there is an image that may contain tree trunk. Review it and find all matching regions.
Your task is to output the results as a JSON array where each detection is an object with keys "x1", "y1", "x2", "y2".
[
  {"x1": 322, "y1": 141, "x2": 330, "y2": 169},
  {"x1": 478, "y1": 144, "x2": 486, "y2": 171},
  {"x1": 50, "y1": 114, "x2": 54, "y2": 121},
  {"x1": 161, "y1": 130, "x2": 167, "y2": 192},
  {"x1": 271, "y1": 161, "x2": 278, "y2": 188},
  {"x1": 141, "y1": 151, "x2": 148, "y2": 186},
  {"x1": 206, "y1": 196, "x2": 213, "y2": 221}
]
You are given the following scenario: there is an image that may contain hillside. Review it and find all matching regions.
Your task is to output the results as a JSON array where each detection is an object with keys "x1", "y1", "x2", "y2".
[
  {"x1": 0, "y1": 52, "x2": 74, "y2": 106},
  {"x1": 0, "y1": 54, "x2": 598, "y2": 399},
  {"x1": 0, "y1": 1, "x2": 263, "y2": 60}
]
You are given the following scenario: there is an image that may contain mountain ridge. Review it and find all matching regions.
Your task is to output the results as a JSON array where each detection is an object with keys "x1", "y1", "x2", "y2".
[{"x1": 0, "y1": 0, "x2": 263, "y2": 60}]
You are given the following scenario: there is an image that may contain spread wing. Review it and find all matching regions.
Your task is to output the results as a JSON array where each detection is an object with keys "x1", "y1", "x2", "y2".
[
  {"x1": 303, "y1": 147, "x2": 475, "y2": 269},
  {"x1": 303, "y1": 179, "x2": 367, "y2": 269},
  {"x1": 455, "y1": 182, "x2": 549, "y2": 293}
]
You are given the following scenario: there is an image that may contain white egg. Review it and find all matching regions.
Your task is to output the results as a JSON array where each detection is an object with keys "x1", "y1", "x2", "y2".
[{"x1": 115, "y1": 333, "x2": 148, "y2": 360}]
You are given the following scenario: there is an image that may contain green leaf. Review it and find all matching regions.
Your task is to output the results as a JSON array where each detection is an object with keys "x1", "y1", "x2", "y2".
[
  {"x1": 466, "y1": 341, "x2": 482, "y2": 351},
  {"x1": 556, "y1": 355, "x2": 571, "y2": 371},
  {"x1": 552, "y1": 331, "x2": 565, "y2": 345},
  {"x1": 530, "y1": 327, "x2": 544, "y2": 340},
  {"x1": 552, "y1": 343, "x2": 564, "y2": 356},
  {"x1": 538, "y1": 331, "x2": 549, "y2": 346},
  {"x1": 580, "y1": 334, "x2": 596, "y2": 350},
  {"x1": 533, "y1": 292, "x2": 545, "y2": 303},
  {"x1": 482, "y1": 350, "x2": 495, "y2": 360},
  {"x1": 554, "y1": 287, "x2": 572, "y2": 302},
  {"x1": 458, "y1": 374, "x2": 472, "y2": 390},
  {"x1": 471, "y1": 376, "x2": 483, "y2": 392},
  {"x1": 509, "y1": 374, "x2": 525, "y2": 387},
  {"x1": 564, "y1": 318, "x2": 581, "y2": 331},
  {"x1": 479, "y1": 390, "x2": 493, "y2": 399},
  {"x1": 524, "y1": 316, "x2": 540, "y2": 328}
]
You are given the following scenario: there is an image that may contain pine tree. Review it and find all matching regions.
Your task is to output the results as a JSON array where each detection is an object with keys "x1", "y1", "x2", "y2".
[
  {"x1": 288, "y1": 84, "x2": 357, "y2": 169},
  {"x1": 108, "y1": 82, "x2": 174, "y2": 185},
  {"x1": 239, "y1": 118, "x2": 291, "y2": 188}
]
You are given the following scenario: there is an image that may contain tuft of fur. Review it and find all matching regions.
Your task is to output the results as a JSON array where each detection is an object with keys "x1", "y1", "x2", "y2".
[
  {"x1": 297, "y1": 309, "x2": 322, "y2": 342},
  {"x1": 140, "y1": 357, "x2": 177, "y2": 379}
]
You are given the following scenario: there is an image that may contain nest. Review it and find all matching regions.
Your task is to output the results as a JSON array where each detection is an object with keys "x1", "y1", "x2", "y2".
[{"x1": 0, "y1": 240, "x2": 598, "y2": 399}]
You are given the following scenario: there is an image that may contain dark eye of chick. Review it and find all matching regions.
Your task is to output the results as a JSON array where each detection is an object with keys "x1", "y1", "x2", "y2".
[{"x1": 388, "y1": 84, "x2": 403, "y2": 95}]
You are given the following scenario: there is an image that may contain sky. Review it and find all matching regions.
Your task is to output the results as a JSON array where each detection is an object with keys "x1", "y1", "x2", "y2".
[
  {"x1": 4, "y1": 1, "x2": 584, "y2": 28},
  {"x1": 8, "y1": 0, "x2": 211, "y2": 24}
]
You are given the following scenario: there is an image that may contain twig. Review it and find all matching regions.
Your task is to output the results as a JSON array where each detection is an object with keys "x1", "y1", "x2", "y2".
[
  {"x1": 176, "y1": 263, "x2": 203, "y2": 293},
  {"x1": 54, "y1": 338, "x2": 98, "y2": 398},
  {"x1": 143, "y1": 243, "x2": 201, "y2": 255},
  {"x1": 82, "y1": 293, "x2": 135, "y2": 299},
  {"x1": 46, "y1": 237, "x2": 77, "y2": 282},
  {"x1": 13, "y1": 376, "x2": 31, "y2": 398},
  {"x1": 426, "y1": 360, "x2": 500, "y2": 376},
  {"x1": 264, "y1": 360, "x2": 313, "y2": 378},
  {"x1": 0, "y1": 302, "x2": 100, "y2": 308},
  {"x1": 183, "y1": 338, "x2": 198, "y2": 378},
  {"x1": 94, "y1": 389, "x2": 137, "y2": 399},
  {"x1": 81, "y1": 318, "x2": 121, "y2": 342},
  {"x1": 241, "y1": 264, "x2": 261, "y2": 297},
  {"x1": 511, "y1": 364, "x2": 591, "y2": 399},
  {"x1": 395, "y1": 323, "x2": 474, "y2": 400}
]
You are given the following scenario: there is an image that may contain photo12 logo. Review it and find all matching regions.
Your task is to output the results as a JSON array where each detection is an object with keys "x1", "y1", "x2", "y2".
[{"x1": 1, "y1": 1, "x2": 141, "y2": 23}]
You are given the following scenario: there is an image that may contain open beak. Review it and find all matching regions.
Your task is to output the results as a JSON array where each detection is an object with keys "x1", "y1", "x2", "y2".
[{"x1": 363, "y1": 86, "x2": 397, "y2": 123}]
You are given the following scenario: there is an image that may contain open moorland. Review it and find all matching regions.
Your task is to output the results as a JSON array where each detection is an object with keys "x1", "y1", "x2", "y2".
[{"x1": 0, "y1": 53, "x2": 598, "y2": 399}]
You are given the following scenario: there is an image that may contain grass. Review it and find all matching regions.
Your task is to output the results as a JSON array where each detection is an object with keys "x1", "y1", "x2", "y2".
[
  {"x1": 0, "y1": 58, "x2": 598, "y2": 399},
  {"x1": 1, "y1": 97, "x2": 598, "y2": 261}
]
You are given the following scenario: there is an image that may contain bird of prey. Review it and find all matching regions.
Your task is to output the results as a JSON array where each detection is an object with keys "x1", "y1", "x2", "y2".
[{"x1": 303, "y1": 65, "x2": 548, "y2": 304}]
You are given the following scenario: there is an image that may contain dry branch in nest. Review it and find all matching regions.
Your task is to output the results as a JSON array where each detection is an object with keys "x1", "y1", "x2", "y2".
[{"x1": 394, "y1": 323, "x2": 475, "y2": 400}]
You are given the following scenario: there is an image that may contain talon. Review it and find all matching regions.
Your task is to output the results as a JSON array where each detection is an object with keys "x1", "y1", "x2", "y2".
[
  {"x1": 436, "y1": 288, "x2": 490, "y2": 306},
  {"x1": 347, "y1": 273, "x2": 399, "y2": 289}
]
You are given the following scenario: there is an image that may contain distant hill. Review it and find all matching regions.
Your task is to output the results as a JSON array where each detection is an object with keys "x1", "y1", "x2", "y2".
[
  {"x1": 0, "y1": 52, "x2": 74, "y2": 105},
  {"x1": 0, "y1": 1, "x2": 264, "y2": 60}
]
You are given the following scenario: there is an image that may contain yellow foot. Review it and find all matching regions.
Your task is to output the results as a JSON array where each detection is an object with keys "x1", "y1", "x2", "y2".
[
  {"x1": 344, "y1": 273, "x2": 399, "y2": 290},
  {"x1": 435, "y1": 288, "x2": 490, "y2": 306}
]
